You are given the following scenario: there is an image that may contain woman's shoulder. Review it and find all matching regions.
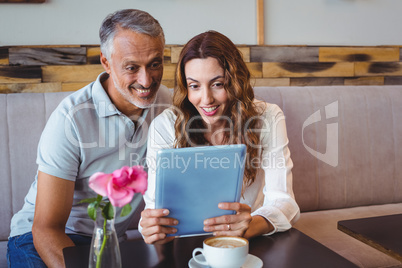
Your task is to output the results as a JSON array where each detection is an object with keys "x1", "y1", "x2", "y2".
[
  {"x1": 152, "y1": 107, "x2": 177, "y2": 124},
  {"x1": 253, "y1": 99, "x2": 283, "y2": 118},
  {"x1": 148, "y1": 108, "x2": 177, "y2": 146}
]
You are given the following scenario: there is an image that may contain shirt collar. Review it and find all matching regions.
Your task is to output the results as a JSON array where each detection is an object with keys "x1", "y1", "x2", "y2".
[
  {"x1": 92, "y1": 72, "x2": 150, "y2": 123},
  {"x1": 92, "y1": 72, "x2": 119, "y2": 118}
]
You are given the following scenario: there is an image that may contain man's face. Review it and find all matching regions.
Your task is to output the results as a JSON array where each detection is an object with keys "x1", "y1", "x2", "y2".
[{"x1": 101, "y1": 29, "x2": 164, "y2": 111}]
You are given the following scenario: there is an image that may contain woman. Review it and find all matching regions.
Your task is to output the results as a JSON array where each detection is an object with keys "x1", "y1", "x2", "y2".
[{"x1": 140, "y1": 30, "x2": 299, "y2": 244}]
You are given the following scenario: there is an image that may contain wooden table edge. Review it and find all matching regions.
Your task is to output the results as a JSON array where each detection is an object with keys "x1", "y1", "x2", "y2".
[{"x1": 337, "y1": 220, "x2": 402, "y2": 262}]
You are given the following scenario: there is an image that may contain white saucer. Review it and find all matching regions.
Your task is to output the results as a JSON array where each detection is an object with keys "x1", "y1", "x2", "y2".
[{"x1": 188, "y1": 253, "x2": 263, "y2": 268}]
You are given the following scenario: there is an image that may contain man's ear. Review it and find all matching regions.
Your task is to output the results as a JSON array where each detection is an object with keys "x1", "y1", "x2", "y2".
[{"x1": 100, "y1": 52, "x2": 111, "y2": 74}]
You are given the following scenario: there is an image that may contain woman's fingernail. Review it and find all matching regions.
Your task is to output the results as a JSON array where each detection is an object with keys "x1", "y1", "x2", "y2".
[{"x1": 163, "y1": 209, "x2": 169, "y2": 215}]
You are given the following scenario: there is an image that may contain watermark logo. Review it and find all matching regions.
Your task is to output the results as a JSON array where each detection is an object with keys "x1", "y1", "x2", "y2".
[{"x1": 302, "y1": 101, "x2": 339, "y2": 167}]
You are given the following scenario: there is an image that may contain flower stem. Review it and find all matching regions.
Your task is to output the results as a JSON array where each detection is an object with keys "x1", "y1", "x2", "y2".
[{"x1": 96, "y1": 218, "x2": 107, "y2": 268}]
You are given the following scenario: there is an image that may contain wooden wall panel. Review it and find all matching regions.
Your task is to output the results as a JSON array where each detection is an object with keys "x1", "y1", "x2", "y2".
[
  {"x1": 384, "y1": 76, "x2": 402, "y2": 85},
  {"x1": 263, "y1": 62, "x2": 354, "y2": 78},
  {"x1": 251, "y1": 47, "x2": 318, "y2": 62},
  {"x1": 1, "y1": 44, "x2": 402, "y2": 94},
  {"x1": 246, "y1": 63, "x2": 263, "y2": 78},
  {"x1": 238, "y1": 47, "x2": 250, "y2": 63},
  {"x1": 319, "y1": 47, "x2": 399, "y2": 62},
  {"x1": 0, "y1": 66, "x2": 41, "y2": 83},
  {"x1": 9, "y1": 47, "x2": 86, "y2": 65},
  {"x1": 344, "y1": 77, "x2": 384, "y2": 86},
  {"x1": 162, "y1": 63, "x2": 176, "y2": 81},
  {"x1": 0, "y1": 82, "x2": 60, "y2": 93},
  {"x1": 61, "y1": 82, "x2": 90, "y2": 92},
  {"x1": 253, "y1": 78, "x2": 290, "y2": 87},
  {"x1": 86, "y1": 46, "x2": 172, "y2": 64},
  {"x1": 0, "y1": 48, "x2": 8, "y2": 65},
  {"x1": 355, "y1": 62, "x2": 402, "y2": 76},
  {"x1": 163, "y1": 47, "x2": 172, "y2": 64},
  {"x1": 87, "y1": 47, "x2": 101, "y2": 64},
  {"x1": 42, "y1": 65, "x2": 103, "y2": 82},
  {"x1": 170, "y1": 47, "x2": 182, "y2": 64},
  {"x1": 290, "y1": 77, "x2": 344, "y2": 86}
]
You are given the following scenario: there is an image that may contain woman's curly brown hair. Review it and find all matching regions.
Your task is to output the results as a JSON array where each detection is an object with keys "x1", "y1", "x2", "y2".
[{"x1": 173, "y1": 30, "x2": 262, "y2": 187}]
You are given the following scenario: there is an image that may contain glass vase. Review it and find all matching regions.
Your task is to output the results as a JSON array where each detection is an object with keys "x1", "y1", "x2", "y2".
[{"x1": 88, "y1": 211, "x2": 122, "y2": 268}]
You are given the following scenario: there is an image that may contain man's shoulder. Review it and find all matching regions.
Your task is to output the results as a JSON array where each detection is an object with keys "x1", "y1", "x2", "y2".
[{"x1": 55, "y1": 82, "x2": 97, "y2": 114}]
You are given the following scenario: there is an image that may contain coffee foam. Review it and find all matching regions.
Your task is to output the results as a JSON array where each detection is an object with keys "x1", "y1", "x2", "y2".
[{"x1": 206, "y1": 237, "x2": 247, "y2": 248}]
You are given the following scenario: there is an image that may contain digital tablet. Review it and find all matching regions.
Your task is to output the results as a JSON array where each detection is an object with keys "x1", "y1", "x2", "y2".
[{"x1": 155, "y1": 144, "x2": 246, "y2": 237}]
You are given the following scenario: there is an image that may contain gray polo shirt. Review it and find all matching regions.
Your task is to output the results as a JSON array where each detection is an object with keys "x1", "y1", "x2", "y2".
[{"x1": 10, "y1": 72, "x2": 172, "y2": 238}]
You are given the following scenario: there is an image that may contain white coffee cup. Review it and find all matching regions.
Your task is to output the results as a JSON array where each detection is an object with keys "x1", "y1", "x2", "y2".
[{"x1": 192, "y1": 236, "x2": 249, "y2": 268}]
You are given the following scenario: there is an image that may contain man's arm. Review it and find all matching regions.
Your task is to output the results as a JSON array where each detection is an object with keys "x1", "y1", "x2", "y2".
[{"x1": 32, "y1": 171, "x2": 75, "y2": 268}]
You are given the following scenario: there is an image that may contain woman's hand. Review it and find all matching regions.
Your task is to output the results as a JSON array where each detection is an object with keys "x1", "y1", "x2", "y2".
[
  {"x1": 140, "y1": 208, "x2": 178, "y2": 244},
  {"x1": 203, "y1": 202, "x2": 252, "y2": 237}
]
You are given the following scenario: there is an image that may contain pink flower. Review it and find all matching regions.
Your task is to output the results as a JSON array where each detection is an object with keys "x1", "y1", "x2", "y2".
[{"x1": 88, "y1": 166, "x2": 148, "y2": 207}]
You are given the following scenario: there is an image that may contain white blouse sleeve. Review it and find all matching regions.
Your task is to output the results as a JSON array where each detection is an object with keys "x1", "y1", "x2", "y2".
[
  {"x1": 250, "y1": 103, "x2": 300, "y2": 234},
  {"x1": 139, "y1": 109, "x2": 176, "y2": 233}
]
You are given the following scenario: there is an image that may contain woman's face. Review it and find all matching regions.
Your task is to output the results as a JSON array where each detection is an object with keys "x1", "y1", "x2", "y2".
[{"x1": 185, "y1": 57, "x2": 228, "y2": 130}]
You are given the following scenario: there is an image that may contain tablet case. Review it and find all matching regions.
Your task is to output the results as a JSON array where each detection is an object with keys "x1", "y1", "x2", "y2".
[{"x1": 155, "y1": 144, "x2": 246, "y2": 237}]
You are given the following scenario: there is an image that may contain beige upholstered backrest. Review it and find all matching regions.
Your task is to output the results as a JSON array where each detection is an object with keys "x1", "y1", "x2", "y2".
[
  {"x1": 0, "y1": 92, "x2": 72, "y2": 240},
  {"x1": 254, "y1": 86, "x2": 402, "y2": 212},
  {"x1": 1, "y1": 85, "x2": 402, "y2": 242}
]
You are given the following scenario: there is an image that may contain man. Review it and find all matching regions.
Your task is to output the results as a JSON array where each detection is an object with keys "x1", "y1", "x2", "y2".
[{"x1": 7, "y1": 9, "x2": 171, "y2": 268}]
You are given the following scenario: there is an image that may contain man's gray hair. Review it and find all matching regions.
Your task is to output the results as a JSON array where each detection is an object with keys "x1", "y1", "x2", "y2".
[{"x1": 99, "y1": 9, "x2": 165, "y2": 60}]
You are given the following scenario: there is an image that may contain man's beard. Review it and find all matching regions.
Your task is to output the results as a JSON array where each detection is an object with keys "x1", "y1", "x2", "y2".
[{"x1": 113, "y1": 80, "x2": 158, "y2": 109}]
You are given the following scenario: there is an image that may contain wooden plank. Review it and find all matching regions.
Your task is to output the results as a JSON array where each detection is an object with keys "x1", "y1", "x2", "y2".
[
  {"x1": 0, "y1": 66, "x2": 41, "y2": 83},
  {"x1": 9, "y1": 47, "x2": 86, "y2": 66},
  {"x1": 15, "y1": 45, "x2": 80, "y2": 48},
  {"x1": 0, "y1": 47, "x2": 8, "y2": 65},
  {"x1": 161, "y1": 79, "x2": 175, "y2": 89},
  {"x1": 355, "y1": 62, "x2": 402, "y2": 76},
  {"x1": 238, "y1": 47, "x2": 250, "y2": 63},
  {"x1": 87, "y1": 47, "x2": 100, "y2": 64},
  {"x1": 263, "y1": 62, "x2": 354, "y2": 78},
  {"x1": 250, "y1": 47, "x2": 318, "y2": 62},
  {"x1": 290, "y1": 77, "x2": 344, "y2": 86},
  {"x1": 163, "y1": 47, "x2": 172, "y2": 64},
  {"x1": 256, "y1": 0, "x2": 264, "y2": 45},
  {"x1": 344, "y1": 76, "x2": 384, "y2": 86},
  {"x1": 61, "y1": 82, "x2": 90, "y2": 92},
  {"x1": 400, "y1": 48, "x2": 402, "y2": 62},
  {"x1": 0, "y1": 82, "x2": 60, "y2": 93},
  {"x1": 171, "y1": 46, "x2": 183, "y2": 64},
  {"x1": 162, "y1": 63, "x2": 176, "y2": 81},
  {"x1": 319, "y1": 47, "x2": 399, "y2": 62},
  {"x1": 171, "y1": 46, "x2": 249, "y2": 64},
  {"x1": 247, "y1": 62, "x2": 263, "y2": 78},
  {"x1": 42, "y1": 65, "x2": 104, "y2": 82},
  {"x1": 86, "y1": 46, "x2": 171, "y2": 64},
  {"x1": 252, "y1": 78, "x2": 290, "y2": 87},
  {"x1": 384, "y1": 76, "x2": 402, "y2": 85}
]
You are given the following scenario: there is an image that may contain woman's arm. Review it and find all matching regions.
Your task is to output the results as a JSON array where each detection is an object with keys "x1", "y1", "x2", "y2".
[
  {"x1": 139, "y1": 110, "x2": 178, "y2": 244},
  {"x1": 203, "y1": 103, "x2": 300, "y2": 238},
  {"x1": 250, "y1": 103, "x2": 300, "y2": 234}
]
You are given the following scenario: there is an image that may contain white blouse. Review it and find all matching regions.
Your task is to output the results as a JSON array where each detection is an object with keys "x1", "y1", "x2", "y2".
[{"x1": 140, "y1": 100, "x2": 300, "y2": 235}]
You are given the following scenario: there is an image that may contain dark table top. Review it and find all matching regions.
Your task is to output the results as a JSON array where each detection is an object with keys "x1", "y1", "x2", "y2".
[
  {"x1": 64, "y1": 228, "x2": 357, "y2": 268},
  {"x1": 338, "y1": 213, "x2": 402, "y2": 262}
]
